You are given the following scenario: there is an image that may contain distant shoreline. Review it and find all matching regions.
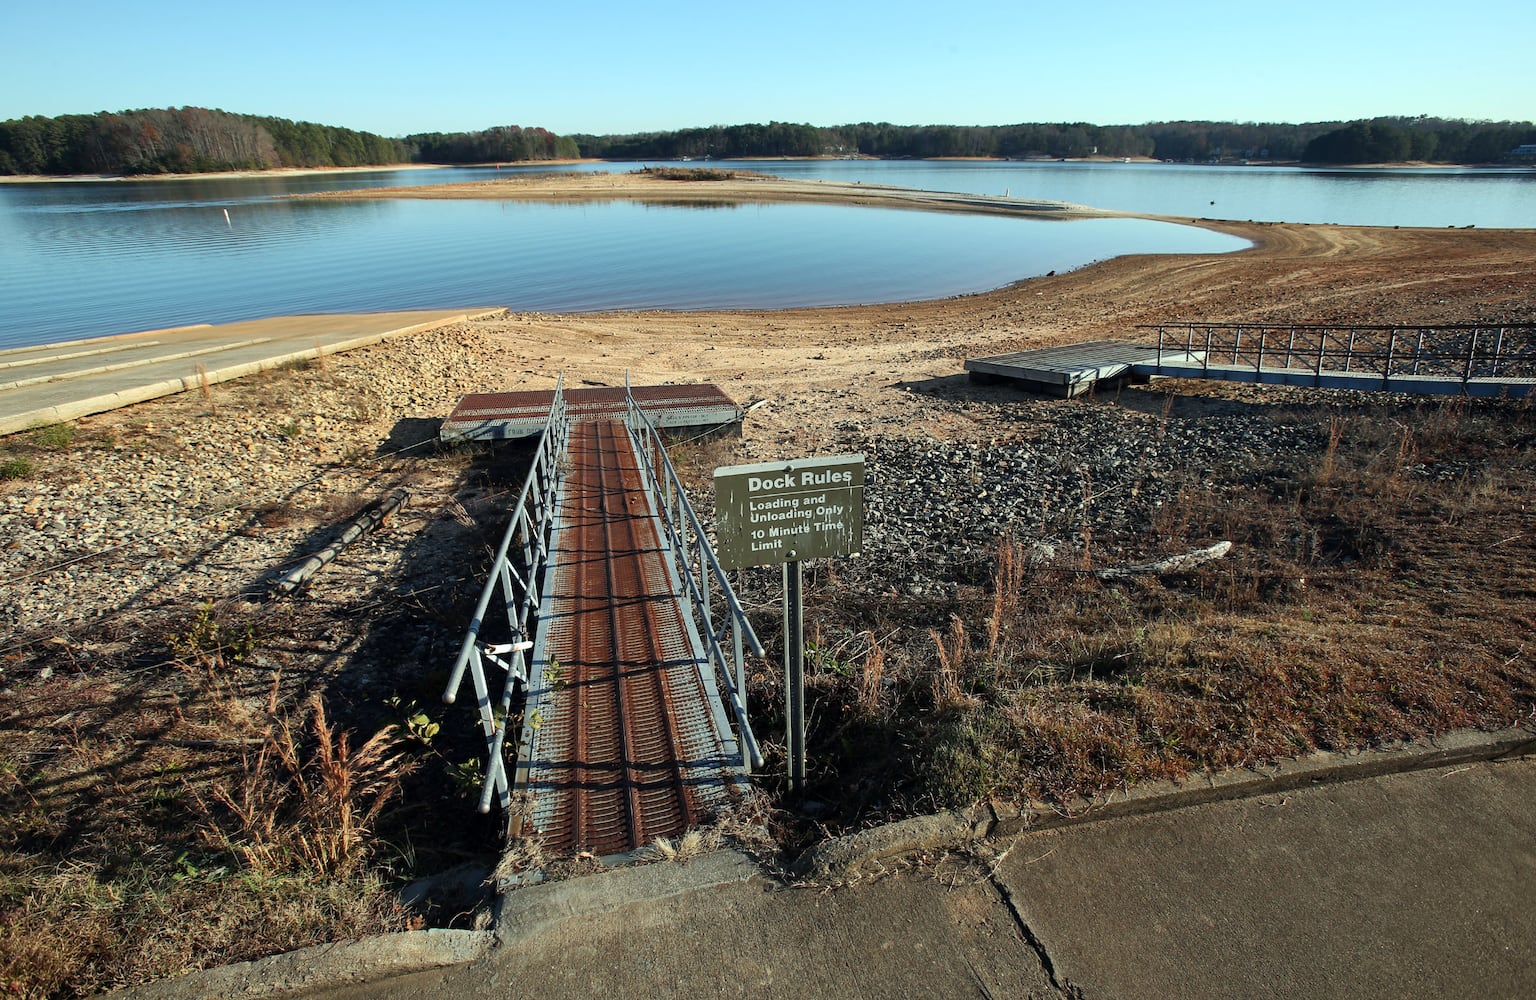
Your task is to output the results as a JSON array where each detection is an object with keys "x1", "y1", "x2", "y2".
[
  {"x1": 4, "y1": 155, "x2": 1522, "y2": 185},
  {"x1": 0, "y1": 160, "x2": 597, "y2": 184}
]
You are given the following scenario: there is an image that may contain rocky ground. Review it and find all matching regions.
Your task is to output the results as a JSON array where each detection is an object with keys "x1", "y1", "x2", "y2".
[
  {"x1": 3, "y1": 205, "x2": 1533, "y2": 720},
  {"x1": 4, "y1": 199, "x2": 1535, "y2": 997}
]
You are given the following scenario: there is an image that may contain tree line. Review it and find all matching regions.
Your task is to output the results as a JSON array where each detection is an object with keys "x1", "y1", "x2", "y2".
[
  {"x1": 5, "y1": 109, "x2": 1532, "y2": 176},
  {"x1": 0, "y1": 108, "x2": 580, "y2": 175},
  {"x1": 408, "y1": 125, "x2": 579, "y2": 164},
  {"x1": 573, "y1": 117, "x2": 1536, "y2": 165},
  {"x1": 1300, "y1": 118, "x2": 1536, "y2": 164}
]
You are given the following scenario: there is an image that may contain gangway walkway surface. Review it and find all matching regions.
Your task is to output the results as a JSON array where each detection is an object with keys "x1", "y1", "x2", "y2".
[
  {"x1": 517, "y1": 418, "x2": 746, "y2": 856},
  {"x1": 442, "y1": 381, "x2": 760, "y2": 861}
]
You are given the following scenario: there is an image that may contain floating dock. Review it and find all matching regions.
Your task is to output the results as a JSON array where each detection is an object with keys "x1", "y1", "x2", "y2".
[
  {"x1": 967, "y1": 324, "x2": 1536, "y2": 399},
  {"x1": 965, "y1": 341, "x2": 1202, "y2": 397},
  {"x1": 441, "y1": 384, "x2": 743, "y2": 441}
]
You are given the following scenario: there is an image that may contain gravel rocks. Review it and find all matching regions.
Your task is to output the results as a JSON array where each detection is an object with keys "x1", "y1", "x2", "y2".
[
  {"x1": 0, "y1": 321, "x2": 526, "y2": 644},
  {"x1": 843, "y1": 395, "x2": 1320, "y2": 595}
]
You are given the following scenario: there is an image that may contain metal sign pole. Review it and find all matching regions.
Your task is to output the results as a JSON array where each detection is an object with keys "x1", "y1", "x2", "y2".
[
  {"x1": 784, "y1": 558, "x2": 806, "y2": 792},
  {"x1": 713, "y1": 454, "x2": 864, "y2": 795}
]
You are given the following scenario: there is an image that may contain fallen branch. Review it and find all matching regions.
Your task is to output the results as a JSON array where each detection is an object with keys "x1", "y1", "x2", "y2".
[
  {"x1": 1093, "y1": 541, "x2": 1232, "y2": 580},
  {"x1": 272, "y1": 488, "x2": 409, "y2": 596}
]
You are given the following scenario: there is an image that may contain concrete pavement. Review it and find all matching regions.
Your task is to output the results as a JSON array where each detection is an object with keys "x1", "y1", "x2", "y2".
[
  {"x1": 0, "y1": 309, "x2": 501, "y2": 436},
  {"x1": 118, "y1": 750, "x2": 1531, "y2": 1000},
  {"x1": 997, "y1": 752, "x2": 1536, "y2": 998}
]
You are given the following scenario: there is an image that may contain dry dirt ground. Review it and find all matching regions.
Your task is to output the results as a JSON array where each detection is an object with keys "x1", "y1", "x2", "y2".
[{"x1": 2, "y1": 170, "x2": 1534, "y2": 996}]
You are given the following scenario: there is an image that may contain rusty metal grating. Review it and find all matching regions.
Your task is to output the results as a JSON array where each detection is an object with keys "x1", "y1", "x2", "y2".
[{"x1": 516, "y1": 419, "x2": 744, "y2": 857}]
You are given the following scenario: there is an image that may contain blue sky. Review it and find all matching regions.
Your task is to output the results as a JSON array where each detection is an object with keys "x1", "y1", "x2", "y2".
[{"x1": 3, "y1": 0, "x2": 1531, "y2": 136}]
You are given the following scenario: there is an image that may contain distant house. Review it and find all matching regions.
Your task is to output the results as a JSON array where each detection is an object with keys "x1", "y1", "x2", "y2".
[{"x1": 1510, "y1": 144, "x2": 1536, "y2": 161}]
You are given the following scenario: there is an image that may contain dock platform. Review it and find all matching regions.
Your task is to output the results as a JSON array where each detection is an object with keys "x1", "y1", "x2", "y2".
[
  {"x1": 965, "y1": 341, "x2": 1201, "y2": 397},
  {"x1": 967, "y1": 323, "x2": 1536, "y2": 399},
  {"x1": 442, "y1": 384, "x2": 743, "y2": 442}
]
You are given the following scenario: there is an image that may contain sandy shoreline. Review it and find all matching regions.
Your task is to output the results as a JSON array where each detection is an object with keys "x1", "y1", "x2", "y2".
[{"x1": 299, "y1": 169, "x2": 1120, "y2": 220}]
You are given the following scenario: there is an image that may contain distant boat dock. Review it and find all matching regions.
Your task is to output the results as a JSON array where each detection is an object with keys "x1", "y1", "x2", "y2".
[{"x1": 966, "y1": 322, "x2": 1536, "y2": 399}]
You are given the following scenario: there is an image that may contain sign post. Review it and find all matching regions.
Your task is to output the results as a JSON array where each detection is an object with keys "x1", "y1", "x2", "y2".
[
  {"x1": 784, "y1": 559, "x2": 806, "y2": 790},
  {"x1": 714, "y1": 454, "x2": 864, "y2": 792}
]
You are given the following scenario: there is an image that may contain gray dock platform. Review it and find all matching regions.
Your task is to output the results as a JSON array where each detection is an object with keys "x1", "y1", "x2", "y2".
[
  {"x1": 968, "y1": 327, "x2": 1536, "y2": 400},
  {"x1": 965, "y1": 341, "x2": 1203, "y2": 397}
]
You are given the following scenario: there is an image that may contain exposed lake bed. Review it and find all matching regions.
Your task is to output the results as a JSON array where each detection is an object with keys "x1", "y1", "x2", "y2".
[{"x1": 4, "y1": 167, "x2": 1536, "y2": 997}]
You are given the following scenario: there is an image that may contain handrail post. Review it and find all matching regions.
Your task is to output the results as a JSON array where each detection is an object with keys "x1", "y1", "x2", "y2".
[{"x1": 442, "y1": 375, "x2": 569, "y2": 823}]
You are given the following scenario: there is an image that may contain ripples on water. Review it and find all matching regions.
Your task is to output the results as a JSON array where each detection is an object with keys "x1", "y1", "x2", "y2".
[{"x1": 2, "y1": 160, "x2": 1529, "y2": 348}]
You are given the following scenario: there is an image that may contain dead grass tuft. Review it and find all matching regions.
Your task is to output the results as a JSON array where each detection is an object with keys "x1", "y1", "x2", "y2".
[{"x1": 191, "y1": 692, "x2": 418, "y2": 877}]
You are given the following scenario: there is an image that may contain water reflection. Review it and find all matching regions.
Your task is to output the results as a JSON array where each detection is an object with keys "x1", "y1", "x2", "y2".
[
  {"x1": 0, "y1": 188, "x2": 1248, "y2": 347},
  {"x1": 640, "y1": 200, "x2": 743, "y2": 210},
  {"x1": 28, "y1": 153, "x2": 1525, "y2": 347}
]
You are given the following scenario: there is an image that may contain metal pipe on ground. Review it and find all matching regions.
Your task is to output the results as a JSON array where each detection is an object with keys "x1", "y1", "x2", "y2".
[{"x1": 272, "y1": 488, "x2": 409, "y2": 596}]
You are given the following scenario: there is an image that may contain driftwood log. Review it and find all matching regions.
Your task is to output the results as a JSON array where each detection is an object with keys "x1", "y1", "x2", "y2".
[
  {"x1": 1093, "y1": 540, "x2": 1232, "y2": 580},
  {"x1": 272, "y1": 488, "x2": 409, "y2": 596}
]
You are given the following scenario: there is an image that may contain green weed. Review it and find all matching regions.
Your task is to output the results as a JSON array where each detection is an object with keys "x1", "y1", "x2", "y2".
[{"x1": 0, "y1": 455, "x2": 33, "y2": 480}]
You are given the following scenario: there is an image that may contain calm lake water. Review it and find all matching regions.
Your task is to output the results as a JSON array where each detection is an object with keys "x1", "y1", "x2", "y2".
[{"x1": 1, "y1": 160, "x2": 1530, "y2": 349}]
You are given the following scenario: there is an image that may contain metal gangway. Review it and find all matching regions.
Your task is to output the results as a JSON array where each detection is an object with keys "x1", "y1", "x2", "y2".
[
  {"x1": 1139, "y1": 322, "x2": 1536, "y2": 397},
  {"x1": 966, "y1": 322, "x2": 1536, "y2": 398},
  {"x1": 441, "y1": 377, "x2": 763, "y2": 857}
]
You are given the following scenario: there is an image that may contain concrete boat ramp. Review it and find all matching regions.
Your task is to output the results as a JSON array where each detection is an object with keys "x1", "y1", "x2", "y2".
[{"x1": 0, "y1": 309, "x2": 501, "y2": 437}]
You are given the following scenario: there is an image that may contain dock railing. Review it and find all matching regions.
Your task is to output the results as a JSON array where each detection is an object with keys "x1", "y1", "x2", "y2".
[
  {"x1": 442, "y1": 376, "x2": 569, "y2": 814},
  {"x1": 623, "y1": 376, "x2": 766, "y2": 770},
  {"x1": 1145, "y1": 322, "x2": 1536, "y2": 387}
]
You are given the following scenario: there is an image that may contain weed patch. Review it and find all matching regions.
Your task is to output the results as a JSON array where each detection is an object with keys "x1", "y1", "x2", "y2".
[
  {"x1": 28, "y1": 424, "x2": 74, "y2": 451},
  {"x1": 759, "y1": 395, "x2": 1536, "y2": 831},
  {"x1": 0, "y1": 455, "x2": 33, "y2": 481}
]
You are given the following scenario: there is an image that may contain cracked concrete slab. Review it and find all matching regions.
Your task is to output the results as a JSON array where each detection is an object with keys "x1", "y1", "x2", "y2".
[
  {"x1": 311, "y1": 869, "x2": 1058, "y2": 1000},
  {"x1": 993, "y1": 755, "x2": 1536, "y2": 999}
]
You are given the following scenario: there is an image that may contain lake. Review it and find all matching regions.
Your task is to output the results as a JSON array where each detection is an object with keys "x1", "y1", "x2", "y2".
[{"x1": 1, "y1": 160, "x2": 1530, "y2": 350}]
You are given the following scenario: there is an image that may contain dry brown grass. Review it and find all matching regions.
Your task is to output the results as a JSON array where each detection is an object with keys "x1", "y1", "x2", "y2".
[
  {"x1": 192, "y1": 692, "x2": 417, "y2": 876},
  {"x1": 0, "y1": 603, "x2": 421, "y2": 999},
  {"x1": 783, "y1": 393, "x2": 1536, "y2": 825}
]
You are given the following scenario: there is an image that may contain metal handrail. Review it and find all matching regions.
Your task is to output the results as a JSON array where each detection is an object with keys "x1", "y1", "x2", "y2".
[
  {"x1": 442, "y1": 376, "x2": 569, "y2": 814},
  {"x1": 622, "y1": 375, "x2": 765, "y2": 770},
  {"x1": 1144, "y1": 322, "x2": 1536, "y2": 386}
]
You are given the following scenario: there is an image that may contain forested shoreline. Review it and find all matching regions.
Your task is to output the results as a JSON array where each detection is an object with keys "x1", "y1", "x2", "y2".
[
  {"x1": 0, "y1": 108, "x2": 578, "y2": 176},
  {"x1": 2, "y1": 108, "x2": 1532, "y2": 176},
  {"x1": 575, "y1": 117, "x2": 1536, "y2": 165}
]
